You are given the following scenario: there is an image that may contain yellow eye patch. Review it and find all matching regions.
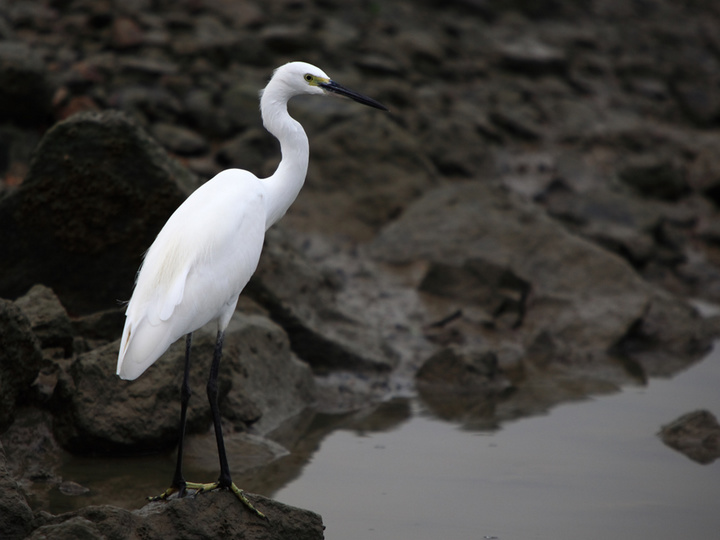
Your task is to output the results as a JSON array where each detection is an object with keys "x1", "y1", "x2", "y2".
[{"x1": 304, "y1": 74, "x2": 329, "y2": 86}]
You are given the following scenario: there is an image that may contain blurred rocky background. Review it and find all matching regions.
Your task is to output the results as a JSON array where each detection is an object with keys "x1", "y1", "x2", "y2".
[{"x1": 2, "y1": 0, "x2": 720, "y2": 538}]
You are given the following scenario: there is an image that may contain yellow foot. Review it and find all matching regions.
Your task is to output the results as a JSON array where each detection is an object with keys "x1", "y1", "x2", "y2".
[
  {"x1": 185, "y1": 481, "x2": 267, "y2": 520},
  {"x1": 147, "y1": 484, "x2": 186, "y2": 502}
]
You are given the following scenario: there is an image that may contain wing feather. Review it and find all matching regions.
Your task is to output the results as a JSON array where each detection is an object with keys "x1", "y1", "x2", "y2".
[{"x1": 117, "y1": 169, "x2": 267, "y2": 380}]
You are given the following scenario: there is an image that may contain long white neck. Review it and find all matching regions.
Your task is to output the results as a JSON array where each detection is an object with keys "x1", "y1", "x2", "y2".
[{"x1": 260, "y1": 87, "x2": 309, "y2": 230}]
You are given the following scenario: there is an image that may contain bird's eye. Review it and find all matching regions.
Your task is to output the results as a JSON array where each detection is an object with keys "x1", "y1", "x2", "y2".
[{"x1": 304, "y1": 74, "x2": 313, "y2": 82}]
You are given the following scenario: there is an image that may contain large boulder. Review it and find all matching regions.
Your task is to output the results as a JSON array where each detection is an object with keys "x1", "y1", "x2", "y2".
[
  {"x1": 51, "y1": 311, "x2": 316, "y2": 453},
  {"x1": 248, "y1": 227, "x2": 398, "y2": 374},
  {"x1": 27, "y1": 491, "x2": 324, "y2": 540},
  {"x1": 0, "y1": 110, "x2": 197, "y2": 314},
  {"x1": 368, "y1": 181, "x2": 710, "y2": 376}
]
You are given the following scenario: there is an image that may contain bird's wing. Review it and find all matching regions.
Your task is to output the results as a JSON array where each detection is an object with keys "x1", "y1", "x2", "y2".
[{"x1": 117, "y1": 170, "x2": 267, "y2": 380}]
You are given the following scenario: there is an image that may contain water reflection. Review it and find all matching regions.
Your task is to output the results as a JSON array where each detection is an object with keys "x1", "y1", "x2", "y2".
[{"x1": 9, "y1": 343, "x2": 720, "y2": 540}]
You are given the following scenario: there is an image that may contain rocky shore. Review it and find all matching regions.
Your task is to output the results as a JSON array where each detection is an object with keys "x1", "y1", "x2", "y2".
[{"x1": 3, "y1": 0, "x2": 720, "y2": 538}]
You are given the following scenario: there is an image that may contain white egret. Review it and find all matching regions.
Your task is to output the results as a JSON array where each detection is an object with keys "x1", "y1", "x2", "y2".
[{"x1": 116, "y1": 61, "x2": 387, "y2": 516}]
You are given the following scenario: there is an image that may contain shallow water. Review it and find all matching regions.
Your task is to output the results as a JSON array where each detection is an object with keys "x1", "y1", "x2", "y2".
[
  {"x1": 49, "y1": 343, "x2": 720, "y2": 539},
  {"x1": 273, "y1": 345, "x2": 720, "y2": 540}
]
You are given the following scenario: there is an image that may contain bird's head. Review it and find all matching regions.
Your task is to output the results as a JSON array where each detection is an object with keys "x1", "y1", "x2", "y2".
[{"x1": 266, "y1": 61, "x2": 388, "y2": 111}]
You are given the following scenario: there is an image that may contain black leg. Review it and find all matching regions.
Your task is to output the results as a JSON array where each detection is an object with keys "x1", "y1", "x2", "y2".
[
  {"x1": 160, "y1": 329, "x2": 265, "y2": 518},
  {"x1": 171, "y1": 332, "x2": 193, "y2": 494},
  {"x1": 148, "y1": 332, "x2": 193, "y2": 501},
  {"x1": 207, "y1": 329, "x2": 232, "y2": 488}
]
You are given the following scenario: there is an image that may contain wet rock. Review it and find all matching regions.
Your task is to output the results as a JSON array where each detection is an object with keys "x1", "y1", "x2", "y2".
[
  {"x1": 415, "y1": 344, "x2": 515, "y2": 431},
  {"x1": 542, "y1": 186, "x2": 685, "y2": 270},
  {"x1": 110, "y1": 16, "x2": 145, "y2": 49},
  {"x1": 0, "y1": 441, "x2": 34, "y2": 540},
  {"x1": 221, "y1": 81, "x2": 267, "y2": 133},
  {"x1": 613, "y1": 289, "x2": 713, "y2": 378},
  {"x1": 14, "y1": 284, "x2": 74, "y2": 357},
  {"x1": 151, "y1": 122, "x2": 209, "y2": 156},
  {"x1": 260, "y1": 25, "x2": 310, "y2": 54},
  {"x1": 217, "y1": 128, "x2": 275, "y2": 174},
  {"x1": 51, "y1": 311, "x2": 315, "y2": 453},
  {"x1": 248, "y1": 227, "x2": 398, "y2": 374},
  {"x1": 369, "y1": 181, "x2": 652, "y2": 370},
  {"x1": 495, "y1": 36, "x2": 568, "y2": 77},
  {"x1": 0, "y1": 41, "x2": 52, "y2": 127},
  {"x1": 300, "y1": 114, "x2": 437, "y2": 239},
  {"x1": 658, "y1": 410, "x2": 720, "y2": 464},
  {"x1": 419, "y1": 259, "x2": 529, "y2": 329},
  {"x1": 1, "y1": 408, "x2": 62, "y2": 490},
  {"x1": 416, "y1": 344, "x2": 514, "y2": 394},
  {"x1": 0, "y1": 299, "x2": 43, "y2": 431},
  {"x1": 671, "y1": 79, "x2": 720, "y2": 127},
  {"x1": 618, "y1": 155, "x2": 689, "y2": 202},
  {"x1": 28, "y1": 491, "x2": 324, "y2": 540},
  {"x1": 0, "y1": 110, "x2": 197, "y2": 314},
  {"x1": 687, "y1": 144, "x2": 720, "y2": 205}
]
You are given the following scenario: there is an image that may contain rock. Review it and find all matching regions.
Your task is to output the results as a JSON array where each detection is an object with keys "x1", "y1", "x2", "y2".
[
  {"x1": 687, "y1": 144, "x2": 720, "y2": 205},
  {"x1": 0, "y1": 41, "x2": 52, "y2": 127},
  {"x1": 416, "y1": 344, "x2": 514, "y2": 394},
  {"x1": 248, "y1": 227, "x2": 398, "y2": 374},
  {"x1": 613, "y1": 288, "x2": 712, "y2": 378},
  {"x1": 110, "y1": 17, "x2": 145, "y2": 49},
  {"x1": 671, "y1": 79, "x2": 720, "y2": 127},
  {"x1": 0, "y1": 299, "x2": 43, "y2": 430},
  {"x1": 1, "y1": 408, "x2": 62, "y2": 487},
  {"x1": 418, "y1": 258, "x2": 529, "y2": 329},
  {"x1": 14, "y1": 284, "x2": 74, "y2": 357},
  {"x1": 260, "y1": 25, "x2": 310, "y2": 54},
  {"x1": 297, "y1": 113, "x2": 437, "y2": 240},
  {"x1": 216, "y1": 128, "x2": 275, "y2": 174},
  {"x1": 0, "y1": 110, "x2": 197, "y2": 314},
  {"x1": 658, "y1": 410, "x2": 720, "y2": 464},
  {"x1": 618, "y1": 155, "x2": 689, "y2": 201},
  {"x1": 220, "y1": 79, "x2": 269, "y2": 134},
  {"x1": 369, "y1": 181, "x2": 653, "y2": 369},
  {"x1": 495, "y1": 36, "x2": 568, "y2": 76},
  {"x1": 542, "y1": 186, "x2": 681, "y2": 269},
  {"x1": 151, "y1": 122, "x2": 209, "y2": 155},
  {"x1": 28, "y1": 491, "x2": 324, "y2": 540},
  {"x1": 0, "y1": 441, "x2": 34, "y2": 540},
  {"x1": 51, "y1": 311, "x2": 315, "y2": 453}
]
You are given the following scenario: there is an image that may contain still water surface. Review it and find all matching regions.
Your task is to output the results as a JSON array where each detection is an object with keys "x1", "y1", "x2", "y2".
[
  {"x1": 54, "y1": 343, "x2": 720, "y2": 539},
  {"x1": 274, "y1": 345, "x2": 720, "y2": 540}
]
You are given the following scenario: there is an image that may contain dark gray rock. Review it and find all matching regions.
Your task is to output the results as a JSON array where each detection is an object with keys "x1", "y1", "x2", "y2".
[
  {"x1": 248, "y1": 227, "x2": 398, "y2": 374},
  {"x1": 150, "y1": 122, "x2": 209, "y2": 156},
  {"x1": 28, "y1": 491, "x2": 324, "y2": 540},
  {"x1": 0, "y1": 41, "x2": 51, "y2": 127},
  {"x1": 51, "y1": 311, "x2": 316, "y2": 453},
  {"x1": 494, "y1": 37, "x2": 568, "y2": 77},
  {"x1": 0, "y1": 299, "x2": 43, "y2": 430},
  {"x1": 618, "y1": 155, "x2": 689, "y2": 201},
  {"x1": 369, "y1": 182, "x2": 652, "y2": 369},
  {"x1": 0, "y1": 441, "x2": 34, "y2": 540},
  {"x1": 0, "y1": 110, "x2": 197, "y2": 314},
  {"x1": 14, "y1": 284, "x2": 74, "y2": 357},
  {"x1": 416, "y1": 344, "x2": 514, "y2": 394},
  {"x1": 658, "y1": 410, "x2": 720, "y2": 464}
]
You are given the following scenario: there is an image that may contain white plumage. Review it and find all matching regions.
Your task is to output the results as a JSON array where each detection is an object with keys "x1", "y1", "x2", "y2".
[
  {"x1": 117, "y1": 169, "x2": 266, "y2": 380},
  {"x1": 114, "y1": 61, "x2": 387, "y2": 510}
]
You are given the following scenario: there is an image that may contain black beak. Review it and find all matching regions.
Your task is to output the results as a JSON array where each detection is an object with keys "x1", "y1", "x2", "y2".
[{"x1": 319, "y1": 80, "x2": 389, "y2": 111}]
